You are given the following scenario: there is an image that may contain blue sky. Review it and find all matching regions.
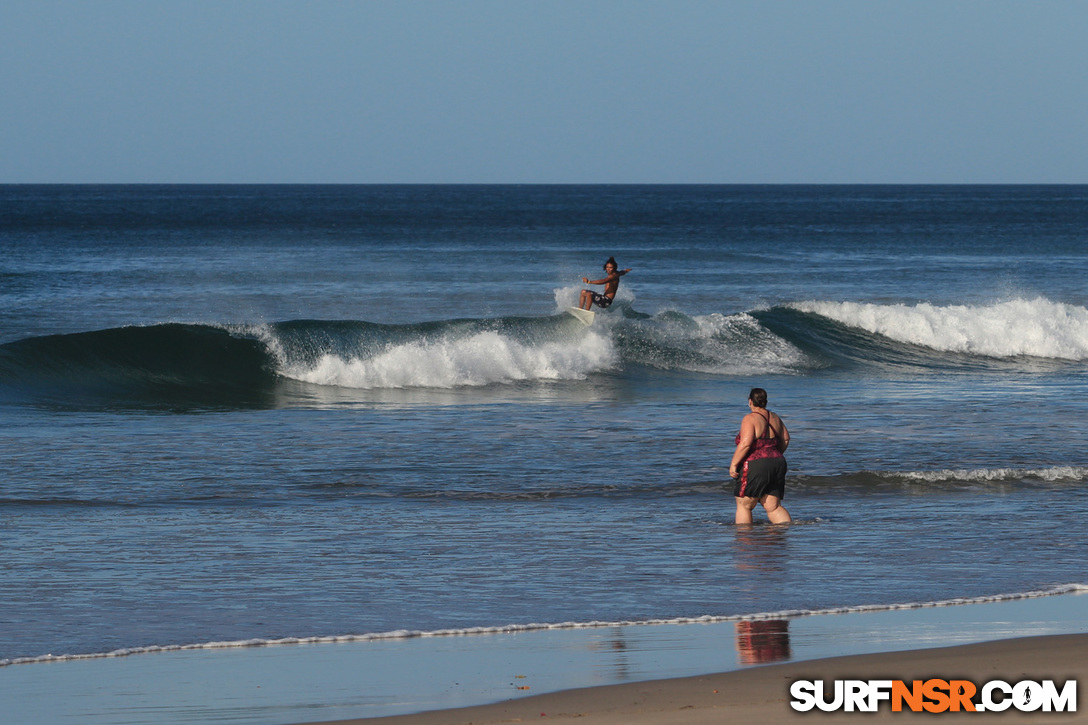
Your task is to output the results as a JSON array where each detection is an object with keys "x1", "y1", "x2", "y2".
[{"x1": 2, "y1": 1, "x2": 1086, "y2": 183}]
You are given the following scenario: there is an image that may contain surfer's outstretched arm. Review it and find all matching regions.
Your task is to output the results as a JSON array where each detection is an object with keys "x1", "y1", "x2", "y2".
[
  {"x1": 579, "y1": 259, "x2": 630, "y2": 310},
  {"x1": 583, "y1": 269, "x2": 631, "y2": 286}
]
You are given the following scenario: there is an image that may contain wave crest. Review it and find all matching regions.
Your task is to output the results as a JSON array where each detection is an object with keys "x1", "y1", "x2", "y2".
[
  {"x1": 792, "y1": 298, "x2": 1088, "y2": 360},
  {"x1": 277, "y1": 328, "x2": 618, "y2": 389}
]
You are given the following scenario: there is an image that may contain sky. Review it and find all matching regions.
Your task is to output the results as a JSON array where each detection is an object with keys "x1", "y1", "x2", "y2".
[{"x1": 2, "y1": 0, "x2": 1086, "y2": 184}]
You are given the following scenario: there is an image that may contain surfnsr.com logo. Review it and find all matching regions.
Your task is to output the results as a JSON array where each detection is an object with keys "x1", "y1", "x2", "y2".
[{"x1": 790, "y1": 679, "x2": 1077, "y2": 713}]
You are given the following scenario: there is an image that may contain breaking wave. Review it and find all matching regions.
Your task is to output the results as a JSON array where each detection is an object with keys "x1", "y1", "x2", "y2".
[
  {"x1": 791, "y1": 297, "x2": 1088, "y2": 360},
  {"x1": 3, "y1": 297, "x2": 1087, "y2": 408}
]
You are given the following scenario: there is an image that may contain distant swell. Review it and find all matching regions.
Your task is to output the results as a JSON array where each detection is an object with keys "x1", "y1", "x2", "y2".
[{"x1": 4, "y1": 584, "x2": 1084, "y2": 668}]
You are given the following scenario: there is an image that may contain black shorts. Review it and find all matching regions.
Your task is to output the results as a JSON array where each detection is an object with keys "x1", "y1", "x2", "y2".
[
  {"x1": 589, "y1": 292, "x2": 613, "y2": 309},
  {"x1": 733, "y1": 457, "x2": 787, "y2": 500}
]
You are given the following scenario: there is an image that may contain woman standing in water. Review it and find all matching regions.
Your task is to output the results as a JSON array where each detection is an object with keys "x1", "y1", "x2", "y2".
[{"x1": 729, "y1": 388, "x2": 791, "y2": 525}]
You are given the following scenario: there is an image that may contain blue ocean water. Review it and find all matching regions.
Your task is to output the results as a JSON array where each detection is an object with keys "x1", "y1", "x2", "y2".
[{"x1": 2, "y1": 185, "x2": 1088, "y2": 666}]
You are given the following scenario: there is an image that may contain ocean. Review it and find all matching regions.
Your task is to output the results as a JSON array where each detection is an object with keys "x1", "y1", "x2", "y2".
[{"x1": 2, "y1": 184, "x2": 1087, "y2": 677}]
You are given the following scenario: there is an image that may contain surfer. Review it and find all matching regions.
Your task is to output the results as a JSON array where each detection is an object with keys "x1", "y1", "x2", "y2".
[
  {"x1": 729, "y1": 388, "x2": 791, "y2": 525},
  {"x1": 578, "y1": 257, "x2": 632, "y2": 310}
]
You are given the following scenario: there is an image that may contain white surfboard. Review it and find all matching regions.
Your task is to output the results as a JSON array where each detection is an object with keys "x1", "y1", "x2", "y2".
[{"x1": 566, "y1": 307, "x2": 595, "y2": 326}]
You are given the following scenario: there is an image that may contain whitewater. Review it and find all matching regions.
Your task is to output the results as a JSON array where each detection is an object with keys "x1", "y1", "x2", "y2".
[{"x1": 792, "y1": 297, "x2": 1088, "y2": 360}]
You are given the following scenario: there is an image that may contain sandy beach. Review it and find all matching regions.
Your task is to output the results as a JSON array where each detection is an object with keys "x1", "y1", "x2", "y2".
[{"x1": 301, "y1": 633, "x2": 1087, "y2": 725}]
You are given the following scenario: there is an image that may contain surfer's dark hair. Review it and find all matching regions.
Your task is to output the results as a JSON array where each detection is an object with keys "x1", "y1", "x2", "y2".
[
  {"x1": 749, "y1": 388, "x2": 768, "y2": 408},
  {"x1": 603, "y1": 256, "x2": 618, "y2": 271}
]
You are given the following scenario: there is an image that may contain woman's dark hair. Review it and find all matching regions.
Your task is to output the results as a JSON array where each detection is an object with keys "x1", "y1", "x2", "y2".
[
  {"x1": 603, "y1": 256, "x2": 617, "y2": 271},
  {"x1": 748, "y1": 388, "x2": 768, "y2": 408}
]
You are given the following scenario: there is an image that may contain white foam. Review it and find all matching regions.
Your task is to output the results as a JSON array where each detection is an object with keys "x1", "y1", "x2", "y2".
[
  {"x1": 5, "y1": 584, "x2": 1084, "y2": 668},
  {"x1": 688, "y1": 312, "x2": 807, "y2": 373},
  {"x1": 792, "y1": 297, "x2": 1088, "y2": 359},
  {"x1": 883, "y1": 466, "x2": 1088, "y2": 484},
  {"x1": 281, "y1": 330, "x2": 617, "y2": 389}
]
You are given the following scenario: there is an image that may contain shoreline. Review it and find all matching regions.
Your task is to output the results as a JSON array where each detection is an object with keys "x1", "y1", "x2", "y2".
[
  {"x1": 301, "y1": 633, "x2": 1088, "y2": 724},
  {"x1": 7, "y1": 583, "x2": 1084, "y2": 668}
]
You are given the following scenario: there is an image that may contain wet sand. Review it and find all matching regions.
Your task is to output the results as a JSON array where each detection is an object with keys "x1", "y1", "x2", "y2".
[{"x1": 300, "y1": 633, "x2": 1088, "y2": 724}]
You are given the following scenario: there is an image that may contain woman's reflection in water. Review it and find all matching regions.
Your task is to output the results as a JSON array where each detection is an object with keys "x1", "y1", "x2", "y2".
[{"x1": 735, "y1": 619, "x2": 792, "y2": 665}]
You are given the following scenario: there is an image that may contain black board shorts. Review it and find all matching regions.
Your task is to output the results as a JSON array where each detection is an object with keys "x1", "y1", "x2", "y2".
[
  {"x1": 733, "y1": 457, "x2": 787, "y2": 499},
  {"x1": 590, "y1": 292, "x2": 613, "y2": 309}
]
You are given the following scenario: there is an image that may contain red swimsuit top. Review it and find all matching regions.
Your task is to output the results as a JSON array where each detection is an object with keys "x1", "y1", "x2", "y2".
[{"x1": 734, "y1": 410, "x2": 784, "y2": 462}]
